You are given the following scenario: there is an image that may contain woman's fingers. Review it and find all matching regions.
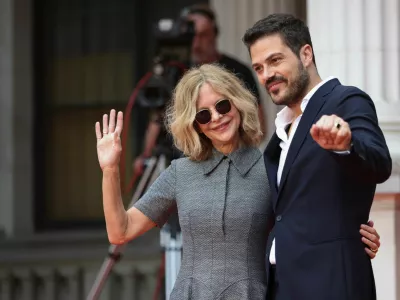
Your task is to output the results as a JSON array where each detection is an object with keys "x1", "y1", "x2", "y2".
[
  {"x1": 115, "y1": 111, "x2": 124, "y2": 136},
  {"x1": 108, "y1": 109, "x2": 116, "y2": 133},
  {"x1": 95, "y1": 122, "x2": 102, "y2": 140},
  {"x1": 96, "y1": 110, "x2": 122, "y2": 139},
  {"x1": 102, "y1": 114, "x2": 109, "y2": 135}
]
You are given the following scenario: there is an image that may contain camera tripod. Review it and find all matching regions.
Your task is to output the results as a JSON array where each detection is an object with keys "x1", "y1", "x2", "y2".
[{"x1": 87, "y1": 154, "x2": 182, "y2": 300}]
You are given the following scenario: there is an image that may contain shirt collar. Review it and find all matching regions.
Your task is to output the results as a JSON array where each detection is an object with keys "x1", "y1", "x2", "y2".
[
  {"x1": 202, "y1": 146, "x2": 262, "y2": 176},
  {"x1": 275, "y1": 76, "x2": 336, "y2": 129}
]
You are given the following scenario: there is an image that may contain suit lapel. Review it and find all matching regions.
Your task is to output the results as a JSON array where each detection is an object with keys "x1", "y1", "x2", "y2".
[
  {"x1": 277, "y1": 79, "x2": 340, "y2": 201},
  {"x1": 263, "y1": 132, "x2": 281, "y2": 210}
]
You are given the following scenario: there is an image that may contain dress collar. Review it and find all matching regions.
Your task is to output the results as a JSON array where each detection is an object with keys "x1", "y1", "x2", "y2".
[{"x1": 202, "y1": 146, "x2": 262, "y2": 176}]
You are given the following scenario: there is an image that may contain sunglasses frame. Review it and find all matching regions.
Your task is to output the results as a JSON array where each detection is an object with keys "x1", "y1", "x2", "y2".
[{"x1": 195, "y1": 99, "x2": 232, "y2": 125}]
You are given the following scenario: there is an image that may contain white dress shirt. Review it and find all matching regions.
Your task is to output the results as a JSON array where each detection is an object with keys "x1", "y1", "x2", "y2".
[{"x1": 269, "y1": 76, "x2": 335, "y2": 265}]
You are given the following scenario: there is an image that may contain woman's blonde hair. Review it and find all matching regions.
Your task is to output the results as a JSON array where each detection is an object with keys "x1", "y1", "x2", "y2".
[{"x1": 166, "y1": 63, "x2": 262, "y2": 161}]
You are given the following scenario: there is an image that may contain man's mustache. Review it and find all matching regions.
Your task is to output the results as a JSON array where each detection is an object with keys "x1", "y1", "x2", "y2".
[{"x1": 265, "y1": 76, "x2": 287, "y2": 89}]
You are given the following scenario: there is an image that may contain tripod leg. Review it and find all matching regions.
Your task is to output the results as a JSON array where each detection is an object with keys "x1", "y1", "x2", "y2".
[
  {"x1": 86, "y1": 244, "x2": 124, "y2": 300},
  {"x1": 130, "y1": 157, "x2": 158, "y2": 204}
]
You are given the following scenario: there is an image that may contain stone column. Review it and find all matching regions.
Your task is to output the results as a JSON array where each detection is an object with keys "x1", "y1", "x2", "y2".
[
  {"x1": 307, "y1": 1, "x2": 400, "y2": 299},
  {"x1": 35, "y1": 268, "x2": 57, "y2": 300},
  {"x1": 12, "y1": 269, "x2": 35, "y2": 300},
  {"x1": 210, "y1": 0, "x2": 306, "y2": 141},
  {"x1": 115, "y1": 265, "x2": 138, "y2": 300},
  {"x1": 0, "y1": 271, "x2": 12, "y2": 300},
  {"x1": 0, "y1": 0, "x2": 34, "y2": 237},
  {"x1": 136, "y1": 262, "x2": 159, "y2": 300},
  {"x1": 59, "y1": 267, "x2": 81, "y2": 300}
]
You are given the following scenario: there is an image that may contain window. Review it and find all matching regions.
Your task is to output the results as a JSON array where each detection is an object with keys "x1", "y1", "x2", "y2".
[{"x1": 34, "y1": 0, "x2": 137, "y2": 229}]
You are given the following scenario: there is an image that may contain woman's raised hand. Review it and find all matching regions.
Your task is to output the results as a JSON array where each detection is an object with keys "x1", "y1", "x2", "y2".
[{"x1": 95, "y1": 109, "x2": 123, "y2": 171}]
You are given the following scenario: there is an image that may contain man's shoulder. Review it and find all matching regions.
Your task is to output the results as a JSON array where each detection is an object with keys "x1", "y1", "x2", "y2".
[
  {"x1": 320, "y1": 80, "x2": 375, "y2": 112},
  {"x1": 320, "y1": 79, "x2": 371, "y2": 102},
  {"x1": 329, "y1": 83, "x2": 372, "y2": 105},
  {"x1": 321, "y1": 77, "x2": 368, "y2": 96},
  {"x1": 333, "y1": 82, "x2": 368, "y2": 96}
]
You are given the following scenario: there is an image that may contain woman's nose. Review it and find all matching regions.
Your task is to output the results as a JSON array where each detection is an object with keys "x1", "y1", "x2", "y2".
[{"x1": 210, "y1": 108, "x2": 222, "y2": 122}]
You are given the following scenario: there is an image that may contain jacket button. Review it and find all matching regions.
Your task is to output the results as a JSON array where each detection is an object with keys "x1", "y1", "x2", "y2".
[{"x1": 276, "y1": 215, "x2": 282, "y2": 222}]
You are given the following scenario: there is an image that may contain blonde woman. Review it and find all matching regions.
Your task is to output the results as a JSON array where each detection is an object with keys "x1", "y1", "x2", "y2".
[{"x1": 95, "y1": 64, "x2": 380, "y2": 299}]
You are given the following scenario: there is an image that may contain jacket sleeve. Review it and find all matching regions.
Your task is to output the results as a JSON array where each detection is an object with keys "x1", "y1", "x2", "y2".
[
  {"x1": 133, "y1": 160, "x2": 177, "y2": 227},
  {"x1": 331, "y1": 88, "x2": 392, "y2": 184}
]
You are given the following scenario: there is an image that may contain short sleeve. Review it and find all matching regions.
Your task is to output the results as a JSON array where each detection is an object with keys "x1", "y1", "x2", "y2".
[{"x1": 133, "y1": 160, "x2": 177, "y2": 227}]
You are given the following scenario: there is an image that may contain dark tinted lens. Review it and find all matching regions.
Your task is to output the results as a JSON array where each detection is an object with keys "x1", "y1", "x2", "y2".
[
  {"x1": 215, "y1": 99, "x2": 231, "y2": 115},
  {"x1": 195, "y1": 109, "x2": 211, "y2": 124}
]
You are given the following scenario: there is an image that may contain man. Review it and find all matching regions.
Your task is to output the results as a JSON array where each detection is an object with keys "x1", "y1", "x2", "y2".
[
  {"x1": 133, "y1": 4, "x2": 265, "y2": 173},
  {"x1": 242, "y1": 14, "x2": 391, "y2": 300}
]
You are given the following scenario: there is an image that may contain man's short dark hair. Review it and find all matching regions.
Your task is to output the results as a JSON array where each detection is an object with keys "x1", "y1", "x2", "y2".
[{"x1": 242, "y1": 13, "x2": 316, "y2": 64}]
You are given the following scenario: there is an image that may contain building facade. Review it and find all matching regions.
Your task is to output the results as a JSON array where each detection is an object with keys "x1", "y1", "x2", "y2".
[{"x1": 0, "y1": 0, "x2": 399, "y2": 299}]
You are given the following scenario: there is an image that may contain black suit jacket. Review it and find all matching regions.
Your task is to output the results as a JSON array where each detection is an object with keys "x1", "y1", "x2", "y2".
[{"x1": 264, "y1": 79, "x2": 392, "y2": 300}]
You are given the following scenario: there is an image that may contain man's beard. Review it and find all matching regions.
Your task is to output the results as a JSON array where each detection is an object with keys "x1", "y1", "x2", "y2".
[{"x1": 266, "y1": 61, "x2": 310, "y2": 107}]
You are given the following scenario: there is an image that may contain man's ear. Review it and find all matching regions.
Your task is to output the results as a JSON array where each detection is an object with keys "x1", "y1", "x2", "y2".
[{"x1": 300, "y1": 44, "x2": 314, "y2": 67}]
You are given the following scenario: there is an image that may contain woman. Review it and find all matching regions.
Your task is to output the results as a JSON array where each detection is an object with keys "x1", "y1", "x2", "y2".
[{"x1": 95, "y1": 64, "x2": 380, "y2": 299}]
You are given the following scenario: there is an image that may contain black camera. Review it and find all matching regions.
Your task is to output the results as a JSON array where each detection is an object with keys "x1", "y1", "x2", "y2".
[{"x1": 136, "y1": 17, "x2": 196, "y2": 109}]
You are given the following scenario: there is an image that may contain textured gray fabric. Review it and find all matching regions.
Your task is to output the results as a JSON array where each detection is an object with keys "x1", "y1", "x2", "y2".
[{"x1": 134, "y1": 146, "x2": 272, "y2": 299}]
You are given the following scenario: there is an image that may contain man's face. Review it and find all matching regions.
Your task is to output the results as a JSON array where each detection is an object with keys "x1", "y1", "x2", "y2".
[
  {"x1": 250, "y1": 34, "x2": 310, "y2": 106},
  {"x1": 187, "y1": 14, "x2": 217, "y2": 64}
]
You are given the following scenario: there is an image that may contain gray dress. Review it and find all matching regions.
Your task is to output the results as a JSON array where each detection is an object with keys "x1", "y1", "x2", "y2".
[{"x1": 134, "y1": 146, "x2": 272, "y2": 299}]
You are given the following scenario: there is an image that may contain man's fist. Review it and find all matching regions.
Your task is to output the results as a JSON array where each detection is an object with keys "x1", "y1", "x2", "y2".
[{"x1": 310, "y1": 114, "x2": 352, "y2": 151}]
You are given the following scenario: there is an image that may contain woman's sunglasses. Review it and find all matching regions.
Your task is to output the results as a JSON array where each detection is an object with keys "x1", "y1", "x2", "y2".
[{"x1": 195, "y1": 99, "x2": 232, "y2": 125}]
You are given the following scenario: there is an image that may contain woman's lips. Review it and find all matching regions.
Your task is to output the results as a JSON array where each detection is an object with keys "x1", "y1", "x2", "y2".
[{"x1": 213, "y1": 121, "x2": 230, "y2": 131}]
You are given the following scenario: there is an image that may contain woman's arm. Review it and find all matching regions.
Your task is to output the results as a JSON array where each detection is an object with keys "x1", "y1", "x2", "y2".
[
  {"x1": 102, "y1": 165, "x2": 156, "y2": 245},
  {"x1": 96, "y1": 110, "x2": 157, "y2": 245},
  {"x1": 96, "y1": 109, "x2": 177, "y2": 245}
]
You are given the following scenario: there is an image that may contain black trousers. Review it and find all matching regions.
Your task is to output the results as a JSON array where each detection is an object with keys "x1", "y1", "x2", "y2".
[{"x1": 267, "y1": 264, "x2": 279, "y2": 300}]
